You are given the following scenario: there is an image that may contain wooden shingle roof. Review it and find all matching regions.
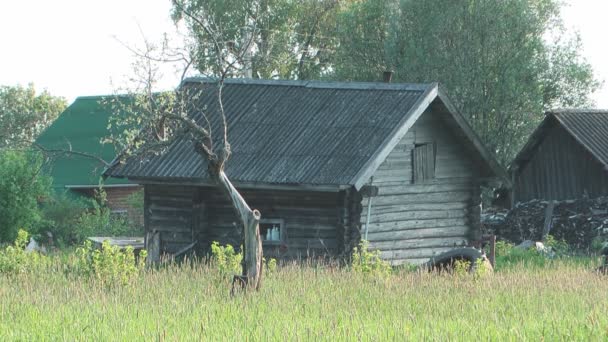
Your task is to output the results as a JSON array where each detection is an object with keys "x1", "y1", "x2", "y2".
[{"x1": 512, "y1": 109, "x2": 608, "y2": 171}]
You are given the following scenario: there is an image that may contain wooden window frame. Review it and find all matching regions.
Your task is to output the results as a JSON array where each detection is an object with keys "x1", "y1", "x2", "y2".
[
  {"x1": 412, "y1": 142, "x2": 437, "y2": 183},
  {"x1": 260, "y1": 218, "x2": 286, "y2": 246}
]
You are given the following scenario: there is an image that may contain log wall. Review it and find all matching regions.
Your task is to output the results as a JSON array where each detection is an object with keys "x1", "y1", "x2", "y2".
[
  {"x1": 514, "y1": 123, "x2": 608, "y2": 202},
  {"x1": 360, "y1": 109, "x2": 482, "y2": 265},
  {"x1": 199, "y1": 188, "x2": 342, "y2": 259},
  {"x1": 145, "y1": 185, "x2": 196, "y2": 255},
  {"x1": 144, "y1": 184, "x2": 344, "y2": 260}
]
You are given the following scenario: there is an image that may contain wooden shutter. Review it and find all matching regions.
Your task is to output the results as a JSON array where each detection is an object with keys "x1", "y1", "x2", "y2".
[{"x1": 412, "y1": 143, "x2": 436, "y2": 183}]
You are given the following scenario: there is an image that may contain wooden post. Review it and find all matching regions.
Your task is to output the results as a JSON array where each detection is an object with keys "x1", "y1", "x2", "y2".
[
  {"x1": 488, "y1": 235, "x2": 496, "y2": 268},
  {"x1": 542, "y1": 200, "x2": 555, "y2": 241},
  {"x1": 146, "y1": 230, "x2": 160, "y2": 265}
]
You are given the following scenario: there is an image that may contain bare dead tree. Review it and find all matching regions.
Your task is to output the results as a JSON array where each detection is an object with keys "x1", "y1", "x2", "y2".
[{"x1": 107, "y1": 1, "x2": 264, "y2": 290}]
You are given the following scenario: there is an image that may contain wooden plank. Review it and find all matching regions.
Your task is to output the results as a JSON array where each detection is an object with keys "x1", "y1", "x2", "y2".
[
  {"x1": 286, "y1": 230, "x2": 337, "y2": 239},
  {"x1": 149, "y1": 215, "x2": 192, "y2": 224},
  {"x1": 367, "y1": 225, "x2": 470, "y2": 241},
  {"x1": 360, "y1": 202, "x2": 470, "y2": 214},
  {"x1": 369, "y1": 236, "x2": 468, "y2": 251},
  {"x1": 379, "y1": 246, "x2": 456, "y2": 260},
  {"x1": 149, "y1": 204, "x2": 193, "y2": 213},
  {"x1": 361, "y1": 209, "x2": 467, "y2": 224},
  {"x1": 287, "y1": 239, "x2": 338, "y2": 249},
  {"x1": 374, "y1": 182, "x2": 473, "y2": 196},
  {"x1": 363, "y1": 191, "x2": 472, "y2": 206},
  {"x1": 367, "y1": 217, "x2": 468, "y2": 232}
]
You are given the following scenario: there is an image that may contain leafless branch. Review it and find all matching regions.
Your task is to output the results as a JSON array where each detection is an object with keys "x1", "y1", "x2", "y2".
[{"x1": 32, "y1": 142, "x2": 111, "y2": 167}]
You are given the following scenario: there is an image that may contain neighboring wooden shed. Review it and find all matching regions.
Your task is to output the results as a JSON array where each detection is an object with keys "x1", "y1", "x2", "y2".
[
  {"x1": 36, "y1": 96, "x2": 142, "y2": 222},
  {"x1": 105, "y1": 78, "x2": 506, "y2": 265},
  {"x1": 510, "y1": 110, "x2": 608, "y2": 204}
]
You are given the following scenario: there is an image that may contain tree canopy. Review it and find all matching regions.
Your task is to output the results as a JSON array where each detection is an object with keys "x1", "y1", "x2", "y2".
[
  {"x1": 0, "y1": 84, "x2": 67, "y2": 149},
  {"x1": 170, "y1": 0, "x2": 599, "y2": 164}
]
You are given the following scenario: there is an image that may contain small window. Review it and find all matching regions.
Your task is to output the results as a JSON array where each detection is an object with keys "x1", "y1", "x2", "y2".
[
  {"x1": 412, "y1": 142, "x2": 436, "y2": 183},
  {"x1": 260, "y1": 218, "x2": 285, "y2": 245}
]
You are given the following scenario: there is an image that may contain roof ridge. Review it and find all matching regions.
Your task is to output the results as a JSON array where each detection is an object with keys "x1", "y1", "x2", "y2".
[
  {"x1": 548, "y1": 108, "x2": 608, "y2": 115},
  {"x1": 182, "y1": 77, "x2": 433, "y2": 92}
]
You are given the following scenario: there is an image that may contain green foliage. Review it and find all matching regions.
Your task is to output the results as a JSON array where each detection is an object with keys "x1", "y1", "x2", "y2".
[
  {"x1": 170, "y1": 0, "x2": 598, "y2": 166},
  {"x1": 496, "y1": 247, "x2": 549, "y2": 271},
  {"x1": 544, "y1": 234, "x2": 569, "y2": 255},
  {"x1": 493, "y1": 238, "x2": 573, "y2": 270},
  {"x1": 1, "y1": 258, "x2": 607, "y2": 339},
  {"x1": 590, "y1": 237, "x2": 607, "y2": 253},
  {"x1": 210, "y1": 241, "x2": 242, "y2": 275},
  {"x1": 332, "y1": 0, "x2": 598, "y2": 164},
  {"x1": 0, "y1": 83, "x2": 67, "y2": 148},
  {"x1": 76, "y1": 200, "x2": 136, "y2": 242},
  {"x1": 38, "y1": 192, "x2": 87, "y2": 247},
  {"x1": 39, "y1": 189, "x2": 140, "y2": 246},
  {"x1": 453, "y1": 259, "x2": 471, "y2": 276},
  {"x1": 351, "y1": 240, "x2": 392, "y2": 277},
  {"x1": 473, "y1": 258, "x2": 491, "y2": 280},
  {"x1": 0, "y1": 229, "x2": 48, "y2": 274},
  {"x1": 125, "y1": 188, "x2": 144, "y2": 220},
  {"x1": 75, "y1": 240, "x2": 146, "y2": 286},
  {"x1": 495, "y1": 240, "x2": 514, "y2": 257},
  {"x1": 104, "y1": 92, "x2": 179, "y2": 160},
  {"x1": 171, "y1": 0, "x2": 342, "y2": 80},
  {"x1": 0, "y1": 150, "x2": 50, "y2": 242},
  {"x1": 264, "y1": 257, "x2": 278, "y2": 274}
]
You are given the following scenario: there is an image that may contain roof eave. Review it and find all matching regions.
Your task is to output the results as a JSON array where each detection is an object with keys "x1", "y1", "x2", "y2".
[{"x1": 127, "y1": 177, "x2": 348, "y2": 192}]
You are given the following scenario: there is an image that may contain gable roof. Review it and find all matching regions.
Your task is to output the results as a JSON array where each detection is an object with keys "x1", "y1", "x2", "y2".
[
  {"x1": 106, "y1": 78, "x2": 506, "y2": 189},
  {"x1": 35, "y1": 96, "x2": 135, "y2": 189},
  {"x1": 511, "y1": 109, "x2": 608, "y2": 171}
]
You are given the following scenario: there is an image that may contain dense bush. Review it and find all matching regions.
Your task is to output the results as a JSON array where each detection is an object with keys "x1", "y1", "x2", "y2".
[
  {"x1": 0, "y1": 151, "x2": 50, "y2": 242},
  {"x1": 39, "y1": 189, "x2": 140, "y2": 246}
]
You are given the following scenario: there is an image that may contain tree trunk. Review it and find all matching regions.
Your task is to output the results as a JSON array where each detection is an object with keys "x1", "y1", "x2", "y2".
[{"x1": 216, "y1": 170, "x2": 263, "y2": 289}]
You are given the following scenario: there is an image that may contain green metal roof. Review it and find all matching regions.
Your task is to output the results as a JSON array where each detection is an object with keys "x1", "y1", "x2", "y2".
[{"x1": 36, "y1": 96, "x2": 134, "y2": 189}]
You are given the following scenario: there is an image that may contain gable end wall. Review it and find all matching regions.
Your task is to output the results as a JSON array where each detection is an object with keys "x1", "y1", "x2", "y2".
[
  {"x1": 360, "y1": 109, "x2": 482, "y2": 265},
  {"x1": 514, "y1": 124, "x2": 608, "y2": 202}
]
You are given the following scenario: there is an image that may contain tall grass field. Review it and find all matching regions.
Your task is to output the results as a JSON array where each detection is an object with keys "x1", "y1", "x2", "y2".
[{"x1": 1, "y1": 256, "x2": 607, "y2": 340}]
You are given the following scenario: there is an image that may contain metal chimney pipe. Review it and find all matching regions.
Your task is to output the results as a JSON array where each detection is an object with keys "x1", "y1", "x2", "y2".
[{"x1": 383, "y1": 71, "x2": 393, "y2": 83}]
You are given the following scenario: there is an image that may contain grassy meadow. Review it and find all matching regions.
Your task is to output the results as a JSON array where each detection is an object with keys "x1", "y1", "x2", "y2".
[{"x1": 1, "y1": 256, "x2": 607, "y2": 341}]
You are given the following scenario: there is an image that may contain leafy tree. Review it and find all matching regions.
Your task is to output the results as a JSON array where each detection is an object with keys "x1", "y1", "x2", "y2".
[
  {"x1": 332, "y1": 0, "x2": 599, "y2": 164},
  {"x1": 0, "y1": 150, "x2": 50, "y2": 242},
  {"x1": 0, "y1": 84, "x2": 67, "y2": 149},
  {"x1": 171, "y1": 0, "x2": 346, "y2": 80}
]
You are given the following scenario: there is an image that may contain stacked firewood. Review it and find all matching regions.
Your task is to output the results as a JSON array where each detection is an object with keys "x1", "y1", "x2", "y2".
[{"x1": 483, "y1": 197, "x2": 608, "y2": 250}]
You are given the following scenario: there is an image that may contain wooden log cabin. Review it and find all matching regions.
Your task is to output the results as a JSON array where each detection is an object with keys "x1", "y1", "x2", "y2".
[
  {"x1": 105, "y1": 78, "x2": 507, "y2": 265},
  {"x1": 510, "y1": 110, "x2": 608, "y2": 204}
]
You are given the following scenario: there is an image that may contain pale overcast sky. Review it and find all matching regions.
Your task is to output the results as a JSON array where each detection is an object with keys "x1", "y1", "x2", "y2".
[{"x1": 0, "y1": 0, "x2": 607, "y2": 107}]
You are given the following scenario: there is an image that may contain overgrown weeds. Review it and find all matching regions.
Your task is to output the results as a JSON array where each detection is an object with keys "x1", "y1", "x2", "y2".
[{"x1": 74, "y1": 240, "x2": 146, "y2": 287}]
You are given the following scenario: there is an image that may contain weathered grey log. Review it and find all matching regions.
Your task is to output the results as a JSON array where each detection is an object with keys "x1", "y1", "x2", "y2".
[
  {"x1": 366, "y1": 226, "x2": 470, "y2": 241},
  {"x1": 369, "y1": 236, "x2": 468, "y2": 250},
  {"x1": 217, "y1": 170, "x2": 262, "y2": 290},
  {"x1": 146, "y1": 230, "x2": 160, "y2": 264},
  {"x1": 541, "y1": 200, "x2": 555, "y2": 240}
]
